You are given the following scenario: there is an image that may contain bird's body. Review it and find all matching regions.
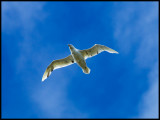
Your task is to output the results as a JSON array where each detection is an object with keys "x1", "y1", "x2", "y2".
[
  {"x1": 68, "y1": 45, "x2": 90, "y2": 74},
  {"x1": 42, "y1": 44, "x2": 118, "y2": 81}
]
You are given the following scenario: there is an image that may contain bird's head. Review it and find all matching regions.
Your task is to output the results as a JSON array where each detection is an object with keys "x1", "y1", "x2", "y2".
[{"x1": 68, "y1": 44, "x2": 75, "y2": 50}]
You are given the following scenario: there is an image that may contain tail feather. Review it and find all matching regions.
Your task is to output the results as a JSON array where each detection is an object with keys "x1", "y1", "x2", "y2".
[{"x1": 83, "y1": 67, "x2": 91, "y2": 74}]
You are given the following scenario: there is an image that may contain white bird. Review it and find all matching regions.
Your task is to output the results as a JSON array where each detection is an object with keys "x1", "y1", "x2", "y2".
[{"x1": 42, "y1": 44, "x2": 119, "y2": 81}]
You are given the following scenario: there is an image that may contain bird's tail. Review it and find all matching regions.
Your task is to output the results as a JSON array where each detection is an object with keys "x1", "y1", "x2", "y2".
[{"x1": 83, "y1": 67, "x2": 91, "y2": 74}]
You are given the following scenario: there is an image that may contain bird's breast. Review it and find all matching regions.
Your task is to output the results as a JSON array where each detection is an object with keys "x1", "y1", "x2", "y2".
[{"x1": 71, "y1": 51, "x2": 86, "y2": 66}]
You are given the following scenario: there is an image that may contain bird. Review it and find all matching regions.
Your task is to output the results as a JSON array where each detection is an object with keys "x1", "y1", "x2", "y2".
[{"x1": 42, "y1": 44, "x2": 119, "y2": 81}]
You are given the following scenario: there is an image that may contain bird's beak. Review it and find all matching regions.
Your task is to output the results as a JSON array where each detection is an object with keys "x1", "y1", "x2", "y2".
[{"x1": 68, "y1": 44, "x2": 70, "y2": 46}]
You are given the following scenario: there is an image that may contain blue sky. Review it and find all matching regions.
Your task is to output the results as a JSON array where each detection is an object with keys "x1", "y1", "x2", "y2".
[{"x1": 2, "y1": 1, "x2": 159, "y2": 118}]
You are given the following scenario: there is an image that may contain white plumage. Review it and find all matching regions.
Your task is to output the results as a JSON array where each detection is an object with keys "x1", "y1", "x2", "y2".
[{"x1": 42, "y1": 44, "x2": 119, "y2": 81}]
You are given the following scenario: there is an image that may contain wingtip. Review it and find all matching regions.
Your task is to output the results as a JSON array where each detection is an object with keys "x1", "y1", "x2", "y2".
[
  {"x1": 112, "y1": 50, "x2": 119, "y2": 54},
  {"x1": 110, "y1": 51, "x2": 119, "y2": 54},
  {"x1": 116, "y1": 51, "x2": 119, "y2": 54},
  {"x1": 42, "y1": 71, "x2": 48, "y2": 82},
  {"x1": 42, "y1": 76, "x2": 47, "y2": 82},
  {"x1": 42, "y1": 70, "x2": 51, "y2": 82}
]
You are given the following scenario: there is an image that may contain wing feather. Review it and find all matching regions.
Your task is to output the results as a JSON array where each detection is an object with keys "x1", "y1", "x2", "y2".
[
  {"x1": 80, "y1": 44, "x2": 118, "y2": 59},
  {"x1": 42, "y1": 55, "x2": 74, "y2": 81}
]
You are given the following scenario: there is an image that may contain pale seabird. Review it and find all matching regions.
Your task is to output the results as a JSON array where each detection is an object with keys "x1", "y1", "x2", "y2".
[{"x1": 42, "y1": 44, "x2": 119, "y2": 81}]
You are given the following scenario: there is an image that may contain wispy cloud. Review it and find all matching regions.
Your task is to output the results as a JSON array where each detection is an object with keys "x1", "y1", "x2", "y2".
[
  {"x1": 2, "y1": 2, "x2": 158, "y2": 118},
  {"x1": 112, "y1": 2, "x2": 158, "y2": 118},
  {"x1": 2, "y1": 2, "x2": 88, "y2": 118},
  {"x1": 31, "y1": 71, "x2": 88, "y2": 118},
  {"x1": 2, "y1": 2, "x2": 47, "y2": 72},
  {"x1": 138, "y1": 62, "x2": 158, "y2": 118},
  {"x1": 2, "y1": 2, "x2": 46, "y2": 33}
]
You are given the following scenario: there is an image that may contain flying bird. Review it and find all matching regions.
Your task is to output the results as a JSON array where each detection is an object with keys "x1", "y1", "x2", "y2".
[{"x1": 42, "y1": 44, "x2": 119, "y2": 81}]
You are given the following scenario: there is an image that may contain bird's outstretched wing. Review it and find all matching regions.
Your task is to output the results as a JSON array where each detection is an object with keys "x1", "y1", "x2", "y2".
[
  {"x1": 42, "y1": 55, "x2": 74, "y2": 81},
  {"x1": 80, "y1": 44, "x2": 119, "y2": 59}
]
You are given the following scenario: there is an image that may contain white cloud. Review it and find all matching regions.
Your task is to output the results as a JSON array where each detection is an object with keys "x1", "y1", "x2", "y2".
[
  {"x1": 31, "y1": 71, "x2": 88, "y2": 118},
  {"x1": 112, "y1": 2, "x2": 158, "y2": 118},
  {"x1": 2, "y1": 2, "x2": 46, "y2": 33},
  {"x1": 2, "y1": 2, "x2": 47, "y2": 72},
  {"x1": 113, "y1": 2, "x2": 158, "y2": 59},
  {"x1": 2, "y1": 2, "x2": 158, "y2": 118},
  {"x1": 138, "y1": 62, "x2": 159, "y2": 118},
  {"x1": 2, "y1": 2, "x2": 88, "y2": 118}
]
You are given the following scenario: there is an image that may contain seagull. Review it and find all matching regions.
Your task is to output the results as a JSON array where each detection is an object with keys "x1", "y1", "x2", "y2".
[{"x1": 42, "y1": 44, "x2": 119, "y2": 81}]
